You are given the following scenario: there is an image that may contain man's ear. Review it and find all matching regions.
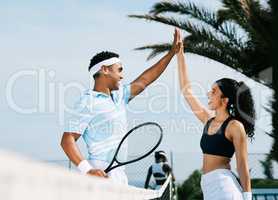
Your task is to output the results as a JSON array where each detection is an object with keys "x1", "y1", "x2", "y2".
[{"x1": 101, "y1": 65, "x2": 109, "y2": 75}]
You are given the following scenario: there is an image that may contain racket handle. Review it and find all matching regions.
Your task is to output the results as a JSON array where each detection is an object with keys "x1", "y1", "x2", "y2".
[
  {"x1": 104, "y1": 165, "x2": 117, "y2": 173},
  {"x1": 104, "y1": 167, "x2": 111, "y2": 174}
]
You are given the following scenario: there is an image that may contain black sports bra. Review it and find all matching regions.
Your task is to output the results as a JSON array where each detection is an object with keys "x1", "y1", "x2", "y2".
[{"x1": 200, "y1": 117, "x2": 235, "y2": 158}]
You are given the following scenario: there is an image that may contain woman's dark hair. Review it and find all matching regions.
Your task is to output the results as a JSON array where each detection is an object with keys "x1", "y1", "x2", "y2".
[
  {"x1": 216, "y1": 78, "x2": 256, "y2": 138},
  {"x1": 88, "y1": 51, "x2": 119, "y2": 79}
]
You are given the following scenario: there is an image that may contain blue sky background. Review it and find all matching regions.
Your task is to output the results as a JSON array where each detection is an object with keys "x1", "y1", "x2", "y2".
[{"x1": 0, "y1": 0, "x2": 274, "y2": 181}]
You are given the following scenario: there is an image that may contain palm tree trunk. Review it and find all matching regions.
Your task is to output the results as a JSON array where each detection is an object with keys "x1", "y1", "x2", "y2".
[{"x1": 269, "y1": 0, "x2": 278, "y2": 162}]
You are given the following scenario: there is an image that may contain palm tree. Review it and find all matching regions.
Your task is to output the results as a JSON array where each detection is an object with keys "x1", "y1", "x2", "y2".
[
  {"x1": 129, "y1": 0, "x2": 278, "y2": 162},
  {"x1": 129, "y1": 0, "x2": 273, "y2": 87},
  {"x1": 269, "y1": 0, "x2": 278, "y2": 163},
  {"x1": 260, "y1": 154, "x2": 274, "y2": 179}
]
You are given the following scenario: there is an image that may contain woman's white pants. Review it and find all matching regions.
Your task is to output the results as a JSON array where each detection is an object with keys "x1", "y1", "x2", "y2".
[{"x1": 201, "y1": 169, "x2": 243, "y2": 200}]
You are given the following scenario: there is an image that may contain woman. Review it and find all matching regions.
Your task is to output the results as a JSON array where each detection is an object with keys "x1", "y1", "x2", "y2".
[
  {"x1": 144, "y1": 151, "x2": 175, "y2": 189},
  {"x1": 176, "y1": 29, "x2": 255, "y2": 200}
]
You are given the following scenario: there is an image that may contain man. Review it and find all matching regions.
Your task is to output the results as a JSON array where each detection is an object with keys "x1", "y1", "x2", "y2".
[
  {"x1": 61, "y1": 29, "x2": 180, "y2": 185},
  {"x1": 144, "y1": 151, "x2": 175, "y2": 189}
]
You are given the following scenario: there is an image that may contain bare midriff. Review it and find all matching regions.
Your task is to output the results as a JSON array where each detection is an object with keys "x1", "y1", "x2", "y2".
[{"x1": 202, "y1": 154, "x2": 231, "y2": 174}]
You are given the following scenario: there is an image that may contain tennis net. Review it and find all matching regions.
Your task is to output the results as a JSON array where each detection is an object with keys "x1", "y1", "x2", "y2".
[
  {"x1": 1, "y1": 150, "x2": 176, "y2": 200},
  {"x1": 147, "y1": 175, "x2": 174, "y2": 200}
]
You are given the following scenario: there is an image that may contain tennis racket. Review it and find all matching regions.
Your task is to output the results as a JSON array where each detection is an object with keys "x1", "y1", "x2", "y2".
[{"x1": 104, "y1": 122, "x2": 163, "y2": 173}]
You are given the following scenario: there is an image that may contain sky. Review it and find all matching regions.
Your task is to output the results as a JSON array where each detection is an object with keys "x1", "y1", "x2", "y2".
[{"x1": 0, "y1": 0, "x2": 274, "y2": 181}]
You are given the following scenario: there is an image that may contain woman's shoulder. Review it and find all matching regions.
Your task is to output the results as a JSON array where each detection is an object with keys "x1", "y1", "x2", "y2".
[
  {"x1": 228, "y1": 119, "x2": 244, "y2": 129},
  {"x1": 226, "y1": 118, "x2": 246, "y2": 138}
]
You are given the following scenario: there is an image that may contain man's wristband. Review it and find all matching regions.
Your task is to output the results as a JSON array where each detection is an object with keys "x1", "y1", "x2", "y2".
[
  {"x1": 243, "y1": 192, "x2": 252, "y2": 200},
  {"x1": 77, "y1": 160, "x2": 93, "y2": 175}
]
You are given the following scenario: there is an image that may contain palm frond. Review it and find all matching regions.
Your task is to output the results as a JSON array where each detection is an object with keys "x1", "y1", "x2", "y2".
[
  {"x1": 218, "y1": 0, "x2": 271, "y2": 45},
  {"x1": 217, "y1": 0, "x2": 257, "y2": 34},
  {"x1": 134, "y1": 39, "x2": 271, "y2": 88},
  {"x1": 128, "y1": 14, "x2": 185, "y2": 30},
  {"x1": 217, "y1": 9, "x2": 252, "y2": 34},
  {"x1": 128, "y1": 0, "x2": 273, "y2": 87},
  {"x1": 149, "y1": 1, "x2": 187, "y2": 15},
  {"x1": 135, "y1": 39, "x2": 242, "y2": 71},
  {"x1": 184, "y1": 38, "x2": 241, "y2": 69},
  {"x1": 150, "y1": 1, "x2": 218, "y2": 28},
  {"x1": 183, "y1": 25, "x2": 242, "y2": 59},
  {"x1": 130, "y1": 14, "x2": 248, "y2": 68},
  {"x1": 134, "y1": 43, "x2": 171, "y2": 60},
  {"x1": 129, "y1": 14, "x2": 240, "y2": 49},
  {"x1": 220, "y1": 0, "x2": 250, "y2": 22},
  {"x1": 146, "y1": 1, "x2": 244, "y2": 48},
  {"x1": 248, "y1": 0, "x2": 273, "y2": 45}
]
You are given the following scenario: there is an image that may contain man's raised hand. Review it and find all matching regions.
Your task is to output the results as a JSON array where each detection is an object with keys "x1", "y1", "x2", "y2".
[{"x1": 171, "y1": 28, "x2": 182, "y2": 54}]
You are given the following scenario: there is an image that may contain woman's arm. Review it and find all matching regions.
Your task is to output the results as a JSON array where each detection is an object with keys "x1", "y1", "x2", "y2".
[
  {"x1": 176, "y1": 32, "x2": 213, "y2": 124},
  {"x1": 144, "y1": 166, "x2": 152, "y2": 189},
  {"x1": 229, "y1": 120, "x2": 252, "y2": 192}
]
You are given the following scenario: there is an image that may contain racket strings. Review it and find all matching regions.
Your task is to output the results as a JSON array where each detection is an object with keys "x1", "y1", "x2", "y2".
[{"x1": 116, "y1": 124, "x2": 162, "y2": 163}]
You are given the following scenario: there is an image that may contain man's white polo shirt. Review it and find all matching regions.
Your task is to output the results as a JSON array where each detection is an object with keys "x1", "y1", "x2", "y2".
[{"x1": 64, "y1": 84, "x2": 131, "y2": 163}]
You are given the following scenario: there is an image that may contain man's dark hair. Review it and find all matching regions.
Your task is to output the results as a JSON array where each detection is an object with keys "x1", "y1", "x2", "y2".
[{"x1": 88, "y1": 51, "x2": 119, "y2": 72}]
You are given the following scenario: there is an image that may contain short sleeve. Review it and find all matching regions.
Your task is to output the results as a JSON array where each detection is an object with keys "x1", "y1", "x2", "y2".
[
  {"x1": 64, "y1": 96, "x2": 93, "y2": 135},
  {"x1": 123, "y1": 84, "x2": 131, "y2": 104}
]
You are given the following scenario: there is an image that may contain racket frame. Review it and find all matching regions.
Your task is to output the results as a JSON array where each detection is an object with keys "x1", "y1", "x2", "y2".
[{"x1": 104, "y1": 122, "x2": 163, "y2": 173}]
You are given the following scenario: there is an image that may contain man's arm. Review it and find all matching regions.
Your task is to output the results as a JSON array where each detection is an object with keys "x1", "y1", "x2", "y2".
[
  {"x1": 61, "y1": 132, "x2": 84, "y2": 165},
  {"x1": 60, "y1": 132, "x2": 107, "y2": 177},
  {"x1": 129, "y1": 29, "x2": 181, "y2": 99}
]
